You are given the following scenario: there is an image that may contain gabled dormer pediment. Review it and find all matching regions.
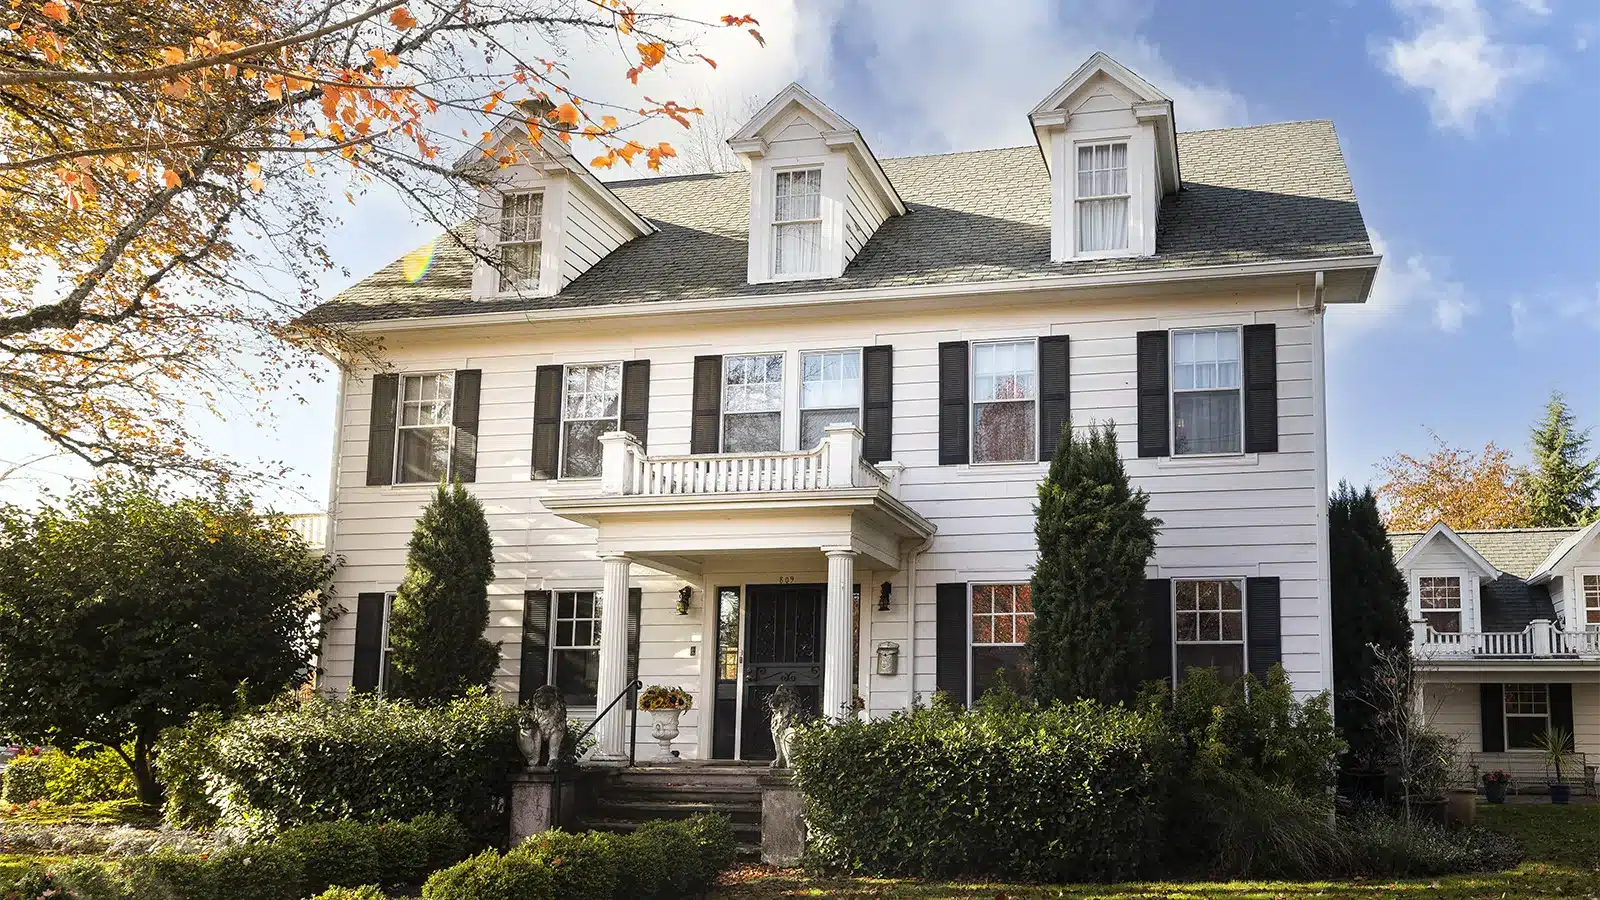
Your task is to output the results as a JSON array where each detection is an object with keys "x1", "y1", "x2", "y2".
[
  {"x1": 729, "y1": 84, "x2": 904, "y2": 284},
  {"x1": 455, "y1": 118, "x2": 654, "y2": 301},
  {"x1": 1030, "y1": 52, "x2": 1181, "y2": 263}
]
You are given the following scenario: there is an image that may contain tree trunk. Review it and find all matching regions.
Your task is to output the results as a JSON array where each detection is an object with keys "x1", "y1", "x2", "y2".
[{"x1": 130, "y1": 729, "x2": 162, "y2": 806}]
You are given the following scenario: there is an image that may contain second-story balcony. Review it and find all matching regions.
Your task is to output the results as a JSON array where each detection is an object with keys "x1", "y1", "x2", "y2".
[{"x1": 1413, "y1": 620, "x2": 1600, "y2": 663}]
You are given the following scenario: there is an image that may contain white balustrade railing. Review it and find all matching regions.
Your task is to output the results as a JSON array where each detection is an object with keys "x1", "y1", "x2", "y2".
[
  {"x1": 285, "y1": 512, "x2": 328, "y2": 548},
  {"x1": 598, "y1": 424, "x2": 895, "y2": 498},
  {"x1": 1413, "y1": 619, "x2": 1600, "y2": 660},
  {"x1": 1553, "y1": 629, "x2": 1600, "y2": 657}
]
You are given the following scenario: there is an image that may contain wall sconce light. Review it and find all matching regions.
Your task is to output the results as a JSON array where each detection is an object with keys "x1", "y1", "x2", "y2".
[
  {"x1": 877, "y1": 581, "x2": 892, "y2": 612},
  {"x1": 676, "y1": 585, "x2": 693, "y2": 616}
]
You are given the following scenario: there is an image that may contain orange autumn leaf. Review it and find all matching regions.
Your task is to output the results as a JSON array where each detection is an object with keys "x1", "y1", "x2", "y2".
[
  {"x1": 636, "y1": 42, "x2": 665, "y2": 68},
  {"x1": 287, "y1": 128, "x2": 305, "y2": 143},
  {"x1": 365, "y1": 47, "x2": 398, "y2": 70},
  {"x1": 696, "y1": 54, "x2": 717, "y2": 69},
  {"x1": 601, "y1": 115, "x2": 619, "y2": 130},
  {"x1": 161, "y1": 46, "x2": 184, "y2": 65},
  {"x1": 39, "y1": 0, "x2": 66, "y2": 24},
  {"x1": 551, "y1": 103, "x2": 579, "y2": 126},
  {"x1": 388, "y1": 6, "x2": 416, "y2": 30},
  {"x1": 161, "y1": 168, "x2": 181, "y2": 188}
]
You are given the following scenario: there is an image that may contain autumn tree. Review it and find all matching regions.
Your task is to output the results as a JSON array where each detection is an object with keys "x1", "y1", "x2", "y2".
[
  {"x1": 1377, "y1": 433, "x2": 1530, "y2": 531},
  {"x1": 1521, "y1": 391, "x2": 1600, "y2": 527},
  {"x1": 1, "y1": 0, "x2": 763, "y2": 480}
]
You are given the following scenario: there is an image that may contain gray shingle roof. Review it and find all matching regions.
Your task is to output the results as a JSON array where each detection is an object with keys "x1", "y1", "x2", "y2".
[
  {"x1": 307, "y1": 119, "x2": 1371, "y2": 324},
  {"x1": 1388, "y1": 528, "x2": 1581, "y2": 580}
]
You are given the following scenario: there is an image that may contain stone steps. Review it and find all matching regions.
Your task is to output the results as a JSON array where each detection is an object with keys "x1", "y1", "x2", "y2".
[{"x1": 577, "y1": 764, "x2": 769, "y2": 862}]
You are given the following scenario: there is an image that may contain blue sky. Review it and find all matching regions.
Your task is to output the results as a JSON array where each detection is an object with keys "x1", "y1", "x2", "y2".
[{"x1": 3, "y1": 0, "x2": 1596, "y2": 509}]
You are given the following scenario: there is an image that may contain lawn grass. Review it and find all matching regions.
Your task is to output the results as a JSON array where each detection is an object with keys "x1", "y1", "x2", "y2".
[
  {"x1": 712, "y1": 802, "x2": 1600, "y2": 899},
  {"x1": 0, "y1": 799, "x2": 158, "y2": 826}
]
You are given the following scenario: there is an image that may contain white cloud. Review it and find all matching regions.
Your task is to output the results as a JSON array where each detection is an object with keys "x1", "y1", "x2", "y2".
[
  {"x1": 1559, "y1": 282, "x2": 1600, "y2": 331},
  {"x1": 1328, "y1": 229, "x2": 1476, "y2": 346},
  {"x1": 1375, "y1": 0, "x2": 1547, "y2": 132},
  {"x1": 1510, "y1": 0, "x2": 1551, "y2": 16}
]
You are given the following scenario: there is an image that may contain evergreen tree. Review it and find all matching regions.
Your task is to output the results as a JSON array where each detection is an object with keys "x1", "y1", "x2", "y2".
[
  {"x1": 1028, "y1": 423, "x2": 1161, "y2": 706},
  {"x1": 1522, "y1": 391, "x2": 1600, "y2": 527},
  {"x1": 387, "y1": 481, "x2": 499, "y2": 702},
  {"x1": 1329, "y1": 481, "x2": 1412, "y2": 769}
]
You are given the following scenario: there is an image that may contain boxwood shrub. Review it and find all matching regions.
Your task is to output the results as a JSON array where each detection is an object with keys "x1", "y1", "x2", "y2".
[
  {"x1": 788, "y1": 697, "x2": 1176, "y2": 882},
  {"x1": 0, "y1": 747, "x2": 136, "y2": 806}
]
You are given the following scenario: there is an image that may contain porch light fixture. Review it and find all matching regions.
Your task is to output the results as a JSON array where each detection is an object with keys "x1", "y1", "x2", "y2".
[
  {"x1": 877, "y1": 581, "x2": 892, "y2": 612},
  {"x1": 676, "y1": 585, "x2": 693, "y2": 616}
]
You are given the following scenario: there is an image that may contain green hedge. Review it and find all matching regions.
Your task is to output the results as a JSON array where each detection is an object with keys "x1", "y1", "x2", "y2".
[
  {"x1": 421, "y1": 814, "x2": 736, "y2": 900},
  {"x1": 0, "y1": 747, "x2": 136, "y2": 806},
  {"x1": 789, "y1": 696, "x2": 1176, "y2": 882},
  {"x1": 1, "y1": 755, "x2": 47, "y2": 804}
]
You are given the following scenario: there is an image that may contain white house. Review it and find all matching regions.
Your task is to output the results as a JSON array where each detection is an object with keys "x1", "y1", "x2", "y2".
[
  {"x1": 305, "y1": 53, "x2": 1379, "y2": 763},
  {"x1": 1391, "y1": 522, "x2": 1600, "y2": 790}
]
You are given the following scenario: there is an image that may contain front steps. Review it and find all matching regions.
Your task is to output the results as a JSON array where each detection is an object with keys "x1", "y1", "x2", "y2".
[{"x1": 577, "y1": 762, "x2": 768, "y2": 860}]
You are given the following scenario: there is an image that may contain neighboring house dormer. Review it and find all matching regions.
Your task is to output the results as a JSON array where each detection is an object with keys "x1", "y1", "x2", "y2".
[
  {"x1": 728, "y1": 83, "x2": 906, "y2": 284},
  {"x1": 1395, "y1": 522, "x2": 1503, "y2": 636},
  {"x1": 1529, "y1": 520, "x2": 1600, "y2": 632},
  {"x1": 1028, "y1": 52, "x2": 1180, "y2": 263},
  {"x1": 457, "y1": 119, "x2": 654, "y2": 301}
]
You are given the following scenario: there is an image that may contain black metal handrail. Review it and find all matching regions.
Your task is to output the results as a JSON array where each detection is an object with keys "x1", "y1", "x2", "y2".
[{"x1": 552, "y1": 678, "x2": 641, "y2": 829}]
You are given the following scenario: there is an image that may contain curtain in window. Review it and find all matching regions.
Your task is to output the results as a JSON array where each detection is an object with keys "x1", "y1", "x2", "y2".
[
  {"x1": 1077, "y1": 198, "x2": 1128, "y2": 252},
  {"x1": 774, "y1": 169, "x2": 822, "y2": 275},
  {"x1": 1075, "y1": 143, "x2": 1128, "y2": 253}
]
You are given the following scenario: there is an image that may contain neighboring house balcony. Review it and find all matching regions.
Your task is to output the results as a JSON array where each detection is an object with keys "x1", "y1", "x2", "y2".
[
  {"x1": 286, "y1": 512, "x2": 328, "y2": 550},
  {"x1": 1413, "y1": 619, "x2": 1600, "y2": 665}
]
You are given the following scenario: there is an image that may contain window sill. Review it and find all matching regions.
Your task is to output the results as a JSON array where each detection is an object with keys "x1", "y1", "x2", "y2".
[
  {"x1": 955, "y1": 460, "x2": 1049, "y2": 474},
  {"x1": 1155, "y1": 452, "x2": 1259, "y2": 470}
]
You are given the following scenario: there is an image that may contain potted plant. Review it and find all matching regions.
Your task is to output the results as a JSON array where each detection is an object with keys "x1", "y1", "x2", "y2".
[
  {"x1": 1481, "y1": 769, "x2": 1511, "y2": 804},
  {"x1": 638, "y1": 685, "x2": 693, "y2": 760},
  {"x1": 1534, "y1": 725, "x2": 1575, "y2": 804}
]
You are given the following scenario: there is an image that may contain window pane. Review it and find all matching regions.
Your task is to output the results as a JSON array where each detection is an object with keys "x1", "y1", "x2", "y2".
[
  {"x1": 801, "y1": 409, "x2": 859, "y2": 449},
  {"x1": 1076, "y1": 197, "x2": 1128, "y2": 252},
  {"x1": 553, "y1": 649, "x2": 600, "y2": 706},
  {"x1": 1422, "y1": 611, "x2": 1461, "y2": 633},
  {"x1": 973, "y1": 615, "x2": 992, "y2": 643},
  {"x1": 801, "y1": 350, "x2": 861, "y2": 409},
  {"x1": 1176, "y1": 644, "x2": 1245, "y2": 684},
  {"x1": 973, "y1": 401, "x2": 1036, "y2": 463},
  {"x1": 1174, "y1": 390, "x2": 1241, "y2": 455},
  {"x1": 1220, "y1": 611, "x2": 1243, "y2": 641},
  {"x1": 564, "y1": 363, "x2": 621, "y2": 420},
  {"x1": 774, "y1": 169, "x2": 822, "y2": 221},
  {"x1": 972, "y1": 645, "x2": 1029, "y2": 700},
  {"x1": 396, "y1": 426, "x2": 450, "y2": 483},
  {"x1": 499, "y1": 242, "x2": 540, "y2": 292},
  {"x1": 774, "y1": 221, "x2": 822, "y2": 274},
  {"x1": 1506, "y1": 715, "x2": 1548, "y2": 751},
  {"x1": 1014, "y1": 613, "x2": 1032, "y2": 642},
  {"x1": 972, "y1": 585, "x2": 993, "y2": 615},
  {"x1": 561, "y1": 420, "x2": 610, "y2": 478},
  {"x1": 992, "y1": 616, "x2": 1014, "y2": 643},
  {"x1": 724, "y1": 412, "x2": 781, "y2": 453},
  {"x1": 972, "y1": 341, "x2": 1036, "y2": 401},
  {"x1": 724, "y1": 355, "x2": 783, "y2": 412}
]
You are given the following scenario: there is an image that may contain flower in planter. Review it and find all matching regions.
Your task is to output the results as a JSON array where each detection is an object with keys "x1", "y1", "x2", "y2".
[
  {"x1": 1482, "y1": 770, "x2": 1512, "y2": 786},
  {"x1": 639, "y1": 685, "x2": 693, "y2": 712}
]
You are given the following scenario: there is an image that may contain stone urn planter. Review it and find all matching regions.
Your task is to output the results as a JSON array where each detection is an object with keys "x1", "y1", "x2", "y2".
[
  {"x1": 1445, "y1": 788, "x2": 1477, "y2": 825},
  {"x1": 649, "y1": 709, "x2": 682, "y2": 759},
  {"x1": 638, "y1": 684, "x2": 693, "y2": 761}
]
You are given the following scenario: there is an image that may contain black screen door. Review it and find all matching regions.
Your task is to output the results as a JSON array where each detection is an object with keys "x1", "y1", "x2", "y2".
[
  {"x1": 711, "y1": 586, "x2": 741, "y2": 759},
  {"x1": 740, "y1": 583, "x2": 825, "y2": 761}
]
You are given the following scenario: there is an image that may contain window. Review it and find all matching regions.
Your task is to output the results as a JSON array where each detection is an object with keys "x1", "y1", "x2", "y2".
[
  {"x1": 378, "y1": 592, "x2": 396, "y2": 694},
  {"x1": 1504, "y1": 684, "x2": 1550, "y2": 750},
  {"x1": 396, "y1": 373, "x2": 454, "y2": 484},
  {"x1": 1175, "y1": 579, "x2": 1245, "y2": 683},
  {"x1": 1583, "y1": 574, "x2": 1600, "y2": 629},
  {"x1": 800, "y1": 349, "x2": 861, "y2": 449},
  {"x1": 773, "y1": 169, "x2": 822, "y2": 276},
  {"x1": 552, "y1": 591, "x2": 602, "y2": 707},
  {"x1": 1075, "y1": 142, "x2": 1128, "y2": 253},
  {"x1": 1171, "y1": 328, "x2": 1242, "y2": 455},
  {"x1": 717, "y1": 588, "x2": 741, "y2": 683},
  {"x1": 561, "y1": 363, "x2": 621, "y2": 478},
  {"x1": 1418, "y1": 576, "x2": 1462, "y2": 633},
  {"x1": 971, "y1": 584, "x2": 1034, "y2": 700},
  {"x1": 496, "y1": 192, "x2": 543, "y2": 292},
  {"x1": 723, "y1": 353, "x2": 784, "y2": 452},
  {"x1": 971, "y1": 340, "x2": 1036, "y2": 463}
]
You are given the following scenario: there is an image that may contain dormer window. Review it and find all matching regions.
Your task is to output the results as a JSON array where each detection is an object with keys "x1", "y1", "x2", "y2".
[
  {"x1": 1419, "y1": 576, "x2": 1462, "y2": 633},
  {"x1": 773, "y1": 169, "x2": 823, "y2": 276},
  {"x1": 1075, "y1": 142, "x2": 1129, "y2": 253},
  {"x1": 497, "y1": 191, "x2": 543, "y2": 292}
]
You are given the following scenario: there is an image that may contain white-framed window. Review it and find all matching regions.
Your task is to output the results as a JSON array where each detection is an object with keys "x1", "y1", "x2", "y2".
[
  {"x1": 1418, "y1": 576, "x2": 1463, "y2": 633},
  {"x1": 552, "y1": 590, "x2": 602, "y2": 707},
  {"x1": 1504, "y1": 683, "x2": 1550, "y2": 751},
  {"x1": 800, "y1": 349, "x2": 861, "y2": 449},
  {"x1": 722, "y1": 353, "x2": 784, "y2": 453},
  {"x1": 1171, "y1": 328, "x2": 1243, "y2": 456},
  {"x1": 1075, "y1": 141, "x2": 1129, "y2": 253},
  {"x1": 497, "y1": 191, "x2": 543, "y2": 292},
  {"x1": 379, "y1": 591, "x2": 397, "y2": 695},
  {"x1": 1174, "y1": 579, "x2": 1245, "y2": 683},
  {"x1": 971, "y1": 340, "x2": 1037, "y2": 464},
  {"x1": 1582, "y1": 573, "x2": 1600, "y2": 630},
  {"x1": 773, "y1": 168, "x2": 823, "y2": 276},
  {"x1": 395, "y1": 372, "x2": 454, "y2": 484},
  {"x1": 970, "y1": 583, "x2": 1035, "y2": 701},
  {"x1": 560, "y1": 362, "x2": 621, "y2": 478}
]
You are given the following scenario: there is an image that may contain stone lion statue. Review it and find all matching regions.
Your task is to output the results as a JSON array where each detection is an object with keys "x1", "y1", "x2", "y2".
[
  {"x1": 517, "y1": 684, "x2": 568, "y2": 769},
  {"x1": 766, "y1": 683, "x2": 806, "y2": 769}
]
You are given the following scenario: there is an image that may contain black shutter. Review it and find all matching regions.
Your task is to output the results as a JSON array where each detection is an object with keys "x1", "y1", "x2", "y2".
[
  {"x1": 450, "y1": 369, "x2": 482, "y2": 483},
  {"x1": 626, "y1": 587, "x2": 643, "y2": 708},
  {"x1": 1038, "y1": 335, "x2": 1070, "y2": 462},
  {"x1": 1242, "y1": 324, "x2": 1278, "y2": 453},
  {"x1": 1144, "y1": 579, "x2": 1172, "y2": 686},
  {"x1": 937, "y1": 341, "x2": 969, "y2": 465},
  {"x1": 620, "y1": 360, "x2": 651, "y2": 449},
  {"x1": 1551, "y1": 683, "x2": 1575, "y2": 751},
  {"x1": 691, "y1": 355, "x2": 722, "y2": 454},
  {"x1": 1480, "y1": 683, "x2": 1505, "y2": 753},
  {"x1": 862, "y1": 345, "x2": 893, "y2": 463},
  {"x1": 352, "y1": 592, "x2": 387, "y2": 693},
  {"x1": 518, "y1": 590, "x2": 552, "y2": 705},
  {"x1": 935, "y1": 582, "x2": 969, "y2": 706},
  {"x1": 1246, "y1": 576, "x2": 1282, "y2": 678},
  {"x1": 366, "y1": 374, "x2": 399, "y2": 486},
  {"x1": 1136, "y1": 331, "x2": 1169, "y2": 458},
  {"x1": 531, "y1": 365, "x2": 562, "y2": 479}
]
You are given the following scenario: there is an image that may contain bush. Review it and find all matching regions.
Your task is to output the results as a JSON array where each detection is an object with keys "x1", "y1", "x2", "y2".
[
  {"x1": 0, "y1": 754, "x2": 47, "y2": 804},
  {"x1": 1, "y1": 747, "x2": 138, "y2": 806},
  {"x1": 275, "y1": 815, "x2": 469, "y2": 893},
  {"x1": 154, "y1": 712, "x2": 226, "y2": 830},
  {"x1": 201, "y1": 689, "x2": 520, "y2": 840},
  {"x1": 789, "y1": 698, "x2": 1175, "y2": 881},
  {"x1": 419, "y1": 849, "x2": 553, "y2": 900},
  {"x1": 304, "y1": 889, "x2": 387, "y2": 900},
  {"x1": 512, "y1": 830, "x2": 616, "y2": 899},
  {"x1": 1342, "y1": 813, "x2": 1523, "y2": 876}
]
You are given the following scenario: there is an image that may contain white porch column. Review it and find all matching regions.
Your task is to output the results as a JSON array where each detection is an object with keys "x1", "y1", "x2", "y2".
[
  {"x1": 595, "y1": 553, "x2": 632, "y2": 760},
  {"x1": 1529, "y1": 619, "x2": 1553, "y2": 657},
  {"x1": 822, "y1": 548, "x2": 857, "y2": 720}
]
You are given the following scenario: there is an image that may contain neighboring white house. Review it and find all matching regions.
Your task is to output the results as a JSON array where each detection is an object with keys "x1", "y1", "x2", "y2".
[
  {"x1": 304, "y1": 53, "x2": 1380, "y2": 762},
  {"x1": 1390, "y1": 522, "x2": 1600, "y2": 791}
]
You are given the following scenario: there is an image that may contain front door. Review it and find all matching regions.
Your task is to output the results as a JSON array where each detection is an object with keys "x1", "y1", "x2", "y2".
[{"x1": 740, "y1": 583, "x2": 825, "y2": 760}]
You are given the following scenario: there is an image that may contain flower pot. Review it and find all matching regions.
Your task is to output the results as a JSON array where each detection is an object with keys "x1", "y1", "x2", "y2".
[
  {"x1": 649, "y1": 708, "x2": 682, "y2": 760},
  {"x1": 1445, "y1": 788, "x2": 1477, "y2": 825},
  {"x1": 1549, "y1": 783, "x2": 1571, "y2": 804},
  {"x1": 1408, "y1": 797, "x2": 1448, "y2": 827},
  {"x1": 1485, "y1": 781, "x2": 1507, "y2": 804}
]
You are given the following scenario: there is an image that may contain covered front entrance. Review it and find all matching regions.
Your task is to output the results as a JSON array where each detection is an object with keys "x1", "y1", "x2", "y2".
[{"x1": 734, "y1": 583, "x2": 825, "y2": 761}]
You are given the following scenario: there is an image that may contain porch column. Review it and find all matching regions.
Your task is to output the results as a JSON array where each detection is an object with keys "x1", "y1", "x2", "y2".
[
  {"x1": 595, "y1": 553, "x2": 632, "y2": 760},
  {"x1": 822, "y1": 548, "x2": 856, "y2": 720}
]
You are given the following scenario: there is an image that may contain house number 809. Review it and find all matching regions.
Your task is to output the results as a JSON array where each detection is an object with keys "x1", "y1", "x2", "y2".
[{"x1": 777, "y1": 576, "x2": 795, "y2": 584}]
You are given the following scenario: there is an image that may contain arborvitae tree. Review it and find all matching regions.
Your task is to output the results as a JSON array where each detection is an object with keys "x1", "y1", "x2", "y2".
[
  {"x1": 1522, "y1": 391, "x2": 1600, "y2": 527},
  {"x1": 387, "y1": 481, "x2": 499, "y2": 702},
  {"x1": 1329, "y1": 481, "x2": 1412, "y2": 769},
  {"x1": 1028, "y1": 423, "x2": 1161, "y2": 706}
]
